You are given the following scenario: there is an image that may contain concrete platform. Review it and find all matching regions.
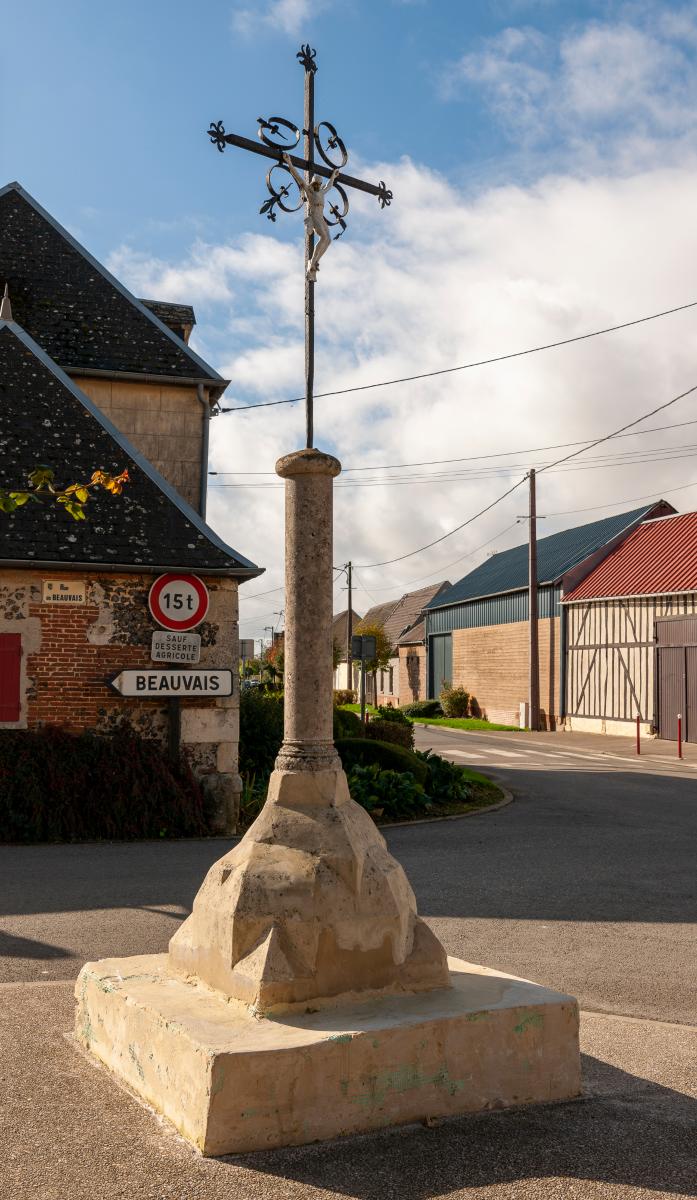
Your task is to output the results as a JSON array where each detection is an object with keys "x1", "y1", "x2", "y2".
[{"x1": 75, "y1": 954, "x2": 580, "y2": 1156}]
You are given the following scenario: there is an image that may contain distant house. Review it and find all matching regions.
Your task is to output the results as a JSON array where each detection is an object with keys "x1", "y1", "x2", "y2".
[
  {"x1": 332, "y1": 608, "x2": 362, "y2": 692},
  {"x1": 358, "y1": 582, "x2": 451, "y2": 706},
  {"x1": 425, "y1": 503, "x2": 673, "y2": 728},
  {"x1": 563, "y1": 510, "x2": 697, "y2": 741}
]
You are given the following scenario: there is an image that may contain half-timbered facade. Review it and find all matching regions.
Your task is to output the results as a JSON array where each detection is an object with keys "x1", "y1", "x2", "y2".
[
  {"x1": 563, "y1": 512, "x2": 697, "y2": 740},
  {"x1": 425, "y1": 503, "x2": 672, "y2": 728}
]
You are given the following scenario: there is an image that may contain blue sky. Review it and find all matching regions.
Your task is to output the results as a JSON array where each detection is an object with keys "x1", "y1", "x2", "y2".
[
  {"x1": 5, "y1": 2, "x2": 697, "y2": 637},
  {"x1": 3, "y1": 0, "x2": 614, "y2": 259}
]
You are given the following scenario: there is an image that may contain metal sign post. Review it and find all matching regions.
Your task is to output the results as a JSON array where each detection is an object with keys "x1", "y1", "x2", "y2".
[{"x1": 352, "y1": 634, "x2": 376, "y2": 731}]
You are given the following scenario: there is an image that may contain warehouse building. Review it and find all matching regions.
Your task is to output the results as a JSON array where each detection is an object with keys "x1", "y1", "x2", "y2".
[
  {"x1": 563, "y1": 510, "x2": 697, "y2": 741},
  {"x1": 424, "y1": 502, "x2": 673, "y2": 728}
]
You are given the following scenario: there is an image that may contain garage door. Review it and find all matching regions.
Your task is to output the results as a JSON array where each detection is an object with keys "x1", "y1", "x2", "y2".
[{"x1": 656, "y1": 617, "x2": 697, "y2": 742}]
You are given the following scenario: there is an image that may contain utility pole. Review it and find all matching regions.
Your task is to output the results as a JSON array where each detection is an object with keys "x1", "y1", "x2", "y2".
[
  {"x1": 528, "y1": 469, "x2": 540, "y2": 732},
  {"x1": 345, "y1": 561, "x2": 353, "y2": 694}
]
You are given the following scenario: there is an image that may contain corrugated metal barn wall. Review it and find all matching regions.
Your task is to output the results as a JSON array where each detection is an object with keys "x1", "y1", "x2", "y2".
[
  {"x1": 565, "y1": 593, "x2": 697, "y2": 724},
  {"x1": 427, "y1": 585, "x2": 561, "y2": 635}
]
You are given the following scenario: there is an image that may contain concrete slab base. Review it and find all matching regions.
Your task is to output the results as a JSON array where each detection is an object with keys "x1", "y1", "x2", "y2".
[{"x1": 75, "y1": 954, "x2": 581, "y2": 1157}]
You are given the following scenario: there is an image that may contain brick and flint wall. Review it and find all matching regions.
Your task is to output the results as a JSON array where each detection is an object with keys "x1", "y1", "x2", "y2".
[
  {"x1": 451, "y1": 617, "x2": 561, "y2": 728},
  {"x1": 0, "y1": 569, "x2": 240, "y2": 825}
]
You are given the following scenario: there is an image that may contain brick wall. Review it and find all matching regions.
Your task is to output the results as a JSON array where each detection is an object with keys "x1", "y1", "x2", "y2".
[
  {"x1": 398, "y1": 645, "x2": 426, "y2": 704},
  {"x1": 0, "y1": 569, "x2": 240, "y2": 828},
  {"x1": 73, "y1": 377, "x2": 204, "y2": 511},
  {"x1": 452, "y1": 617, "x2": 560, "y2": 728}
]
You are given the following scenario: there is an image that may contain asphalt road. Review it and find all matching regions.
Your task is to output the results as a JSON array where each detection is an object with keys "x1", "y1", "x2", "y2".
[
  {"x1": 2, "y1": 727, "x2": 695, "y2": 1023},
  {"x1": 1, "y1": 728, "x2": 695, "y2": 1200}
]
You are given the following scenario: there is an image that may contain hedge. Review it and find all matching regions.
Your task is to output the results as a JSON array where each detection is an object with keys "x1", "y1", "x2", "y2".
[{"x1": 0, "y1": 726, "x2": 210, "y2": 843}]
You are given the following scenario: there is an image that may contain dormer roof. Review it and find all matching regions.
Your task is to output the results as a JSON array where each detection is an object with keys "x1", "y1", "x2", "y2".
[{"x1": 0, "y1": 182, "x2": 228, "y2": 399}]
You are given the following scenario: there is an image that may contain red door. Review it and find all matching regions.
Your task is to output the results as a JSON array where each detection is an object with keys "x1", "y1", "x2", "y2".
[{"x1": 0, "y1": 633, "x2": 21, "y2": 721}]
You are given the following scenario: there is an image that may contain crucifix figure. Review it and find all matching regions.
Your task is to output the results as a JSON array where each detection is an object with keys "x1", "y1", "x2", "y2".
[
  {"x1": 281, "y1": 152, "x2": 339, "y2": 282},
  {"x1": 207, "y1": 42, "x2": 392, "y2": 448}
]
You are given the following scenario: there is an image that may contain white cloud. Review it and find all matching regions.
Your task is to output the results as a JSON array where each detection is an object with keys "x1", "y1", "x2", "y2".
[
  {"x1": 443, "y1": 8, "x2": 697, "y2": 167},
  {"x1": 110, "y1": 9, "x2": 697, "y2": 637},
  {"x1": 113, "y1": 149, "x2": 697, "y2": 637},
  {"x1": 232, "y1": 0, "x2": 330, "y2": 38}
]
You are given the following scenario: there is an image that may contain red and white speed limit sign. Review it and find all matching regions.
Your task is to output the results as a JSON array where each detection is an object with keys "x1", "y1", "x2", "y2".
[{"x1": 148, "y1": 574, "x2": 209, "y2": 631}]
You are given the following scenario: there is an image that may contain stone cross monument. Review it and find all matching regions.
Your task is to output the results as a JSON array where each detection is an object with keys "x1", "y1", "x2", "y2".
[{"x1": 75, "y1": 45, "x2": 581, "y2": 1157}]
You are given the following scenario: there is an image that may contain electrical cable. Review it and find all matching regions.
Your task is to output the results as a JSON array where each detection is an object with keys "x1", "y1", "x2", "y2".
[
  {"x1": 538, "y1": 382, "x2": 697, "y2": 475},
  {"x1": 211, "y1": 442, "x2": 697, "y2": 490},
  {"x1": 209, "y1": 417, "x2": 697, "y2": 476},
  {"x1": 354, "y1": 476, "x2": 527, "y2": 569},
  {"x1": 218, "y1": 298, "x2": 697, "y2": 414}
]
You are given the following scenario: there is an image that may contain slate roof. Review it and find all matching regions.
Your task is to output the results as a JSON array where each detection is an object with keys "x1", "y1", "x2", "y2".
[
  {"x1": 0, "y1": 319, "x2": 260, "y2": 576},
  {"x1": 564, "y1": 512, "x2": 697, "y2": 602},
  {"x1": 428, "y1": 506, "x2": 672, "y2": 610},
  {"x1": 0, "y1": 183, "x2": 227, "y2": 395},
  {"x1": 386, "y1": 582, "x2": 451, "y2": 644},
  {"x1": 357, "y1": 600, "x2": 401, "y2": 633},
  {"x1": 140, "y1": 299, "x2": 196, "y2": 340},
  {"x1": 358, "y1": 583, "x2": 450, "y2": 648}
]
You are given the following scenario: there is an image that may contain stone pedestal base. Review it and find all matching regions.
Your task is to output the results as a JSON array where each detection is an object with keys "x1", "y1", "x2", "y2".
[{"x1": 75, "y1": 954, "x2": 581, "y2": 1157}]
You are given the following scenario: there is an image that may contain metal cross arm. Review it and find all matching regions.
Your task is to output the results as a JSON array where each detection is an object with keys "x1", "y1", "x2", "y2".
[
  {"x1": 206, "y1": 43, "x2": 393, "y2": 451},
  {"x1": 206, "y1": 126, "x2": 393, "y2": 210}
]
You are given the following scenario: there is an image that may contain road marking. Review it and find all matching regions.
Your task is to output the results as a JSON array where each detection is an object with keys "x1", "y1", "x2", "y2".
[{"x1": 480, "y1": 748, "x2": 526, "y2": 758}]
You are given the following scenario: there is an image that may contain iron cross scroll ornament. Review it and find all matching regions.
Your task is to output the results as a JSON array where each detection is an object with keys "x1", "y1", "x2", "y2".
[{"x1": 207, "y1": 44, "x2": 392, "y2": 448}]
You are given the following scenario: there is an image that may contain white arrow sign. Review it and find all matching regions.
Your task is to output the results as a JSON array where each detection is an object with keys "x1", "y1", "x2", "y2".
[{"x1": 110, "y1": 669, "x2": 233, "y2": 697}]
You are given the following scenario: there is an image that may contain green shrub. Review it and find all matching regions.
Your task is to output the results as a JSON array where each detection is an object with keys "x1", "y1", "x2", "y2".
[
  {"x1": 415, "y1": 748, "x2": 474, "y2": 805},
  {"x1": 400, "y1": 700, "x2": 443, "y2": 718},
  {"x1": 333, "y1": 688, "x2": 357, "y2": 706},
  {"x1": 347, "y1": 764, "x2": 430, "y2": 820},
  {"x1": 239, "y1": 772, "x2": 267, "y2": 828},
  {"x1": 440, "y1": 685, "x2": 471, "y2": 718},
  {"x1": 239, "y1": 689, "x2": 284, "y2": 780},
  {"x1": 0, "y1": 726, "x2": 210, "y2": 843},
  {"x1": 333, "y1": 707, "x2": 362, "y2": 740},
  {"x1": 365, "y1": 717, "x2": 414, "y2": 750},
  {"x1": 335, "y1": 738, "x2": 429, "y2": 785},
  {"x1": 376, "y1": 705, "x2": 412, "y2": 727}
]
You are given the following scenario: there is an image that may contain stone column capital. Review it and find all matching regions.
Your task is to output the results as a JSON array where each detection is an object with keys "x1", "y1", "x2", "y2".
[{"x1": 275, "y1": 448, "x2": 342, "y2": 479}]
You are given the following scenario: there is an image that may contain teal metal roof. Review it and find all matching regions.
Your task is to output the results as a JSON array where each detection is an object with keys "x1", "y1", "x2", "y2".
[{"x1": 427, "y1": 505, "x2": 661, "y2": 610}]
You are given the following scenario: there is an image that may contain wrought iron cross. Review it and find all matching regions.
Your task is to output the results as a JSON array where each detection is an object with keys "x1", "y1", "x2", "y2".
[{"x1": 207, "y1": 44, "x2": 392, "y2": 449}]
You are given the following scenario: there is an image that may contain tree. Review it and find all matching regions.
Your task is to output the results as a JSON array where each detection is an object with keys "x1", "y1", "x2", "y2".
[
  {"x1": 332, "y1": 639, "x2": 343, "y2": 671},
  {"x1": 354, "y1": 620, "x2": 393, "y2": 704},
  {"x1": 0, "y1": 466, "x2": 129, "y2": 519}
]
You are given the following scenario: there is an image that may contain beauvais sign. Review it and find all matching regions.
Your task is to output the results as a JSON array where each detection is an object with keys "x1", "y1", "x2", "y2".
[{"x1": 110, "y1": 669, "x2": 233, "y2": 697}]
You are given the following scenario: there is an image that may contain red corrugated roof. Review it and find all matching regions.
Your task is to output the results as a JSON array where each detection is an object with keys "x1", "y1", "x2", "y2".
[{"x1": 564, "y1": 512, "x2": 697, "y2": 601}]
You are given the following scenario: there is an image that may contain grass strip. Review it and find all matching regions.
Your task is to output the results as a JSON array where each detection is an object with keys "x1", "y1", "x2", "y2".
[{"x1": 410, "y1": 716, "x2": 521, "y2": 732}]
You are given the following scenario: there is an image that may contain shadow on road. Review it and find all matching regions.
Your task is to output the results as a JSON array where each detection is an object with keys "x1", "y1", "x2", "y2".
[
  {"x1": 0, "y1": 769, "x2": 695, "y2": 927},
  {"x1": 228, "y1": 1055, "x2": 696, "y2": 1198},
  {"x1": 0, "y1": 930, "x2": 72, "y2": 959}
]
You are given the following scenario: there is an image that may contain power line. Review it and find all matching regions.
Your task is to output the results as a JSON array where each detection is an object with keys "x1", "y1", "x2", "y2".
[
  {"x1": 209, "y1": 417, "x2": 697, "y2": 476},
  {"x1": 218, "y1": 298, "x2": 697, "y2": 414},
  {"x1": 353, "y1": 378, "x2": 697, "y2": 570},
  {"x1": 355, "y1": 477, "x2": 527, "y2": 569},
  {"x1": 210, "y1": 442, "x2": 697, "y2": 490},
  {"x1": 538, "y1": 382, "x2": 697, "y2": 475},
  {"x1": 239, "y1": 583, "x2": 284, "y2": 601},
  {"x1": 355, "y1": 522, "x2": 522, "y2": 592}
]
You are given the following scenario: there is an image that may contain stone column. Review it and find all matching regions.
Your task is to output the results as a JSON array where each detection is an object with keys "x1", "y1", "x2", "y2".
[
  {"x1": 167, "y1": 444, "x2": 449, "y2": 1011},
  {"x1": 274, "y1": 448, "x2": 341, "y2": 774}
]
